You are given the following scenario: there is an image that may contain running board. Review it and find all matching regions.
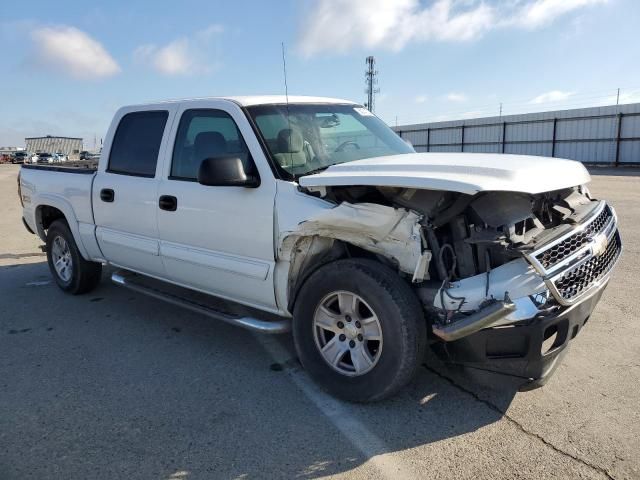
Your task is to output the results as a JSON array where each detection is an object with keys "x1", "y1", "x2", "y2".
[{"x1": 111, "y1": 270, "x2": 291, "y2": 334}]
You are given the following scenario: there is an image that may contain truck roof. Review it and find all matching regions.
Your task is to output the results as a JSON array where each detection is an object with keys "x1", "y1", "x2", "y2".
[{"x1": 127, "y1": 95, "x2": 358, "y2": 108}]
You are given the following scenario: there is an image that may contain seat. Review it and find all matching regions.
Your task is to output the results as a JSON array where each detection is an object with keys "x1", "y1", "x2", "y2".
[
  {"x1": 178, "y1": 132, "x2": 228, "y2": 179},
  {"x1": 273, "y1": 128, "x2": 307, "y2": 168},
  {"x1": 194, "y1": 131, "x2": 227, "y2": 162}
]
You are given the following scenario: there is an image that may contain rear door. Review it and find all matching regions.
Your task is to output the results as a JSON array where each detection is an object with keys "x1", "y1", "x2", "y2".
[
  {"x1": 93, "y1": 105, "x2": 176, "y2": 277},
  {"x1": 156, "y1": 100, "x2": 278, "y2": 311}
]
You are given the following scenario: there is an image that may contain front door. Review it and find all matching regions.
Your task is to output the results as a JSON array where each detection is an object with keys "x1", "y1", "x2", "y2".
[{"x1": 156, "y1": 101, "x2": 278, "y2": 311}]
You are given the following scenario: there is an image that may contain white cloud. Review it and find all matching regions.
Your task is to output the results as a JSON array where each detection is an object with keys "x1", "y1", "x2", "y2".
[
  {"x1": 513, "y1": 0, "x2": 608, "y2": 29},
  {"x1": 592, "y1": 89, "x2": 640, "y2": 107},
  {"x1": 196, "y1": 24, "x2": 225, "y2": 41},
  {"x1": 617, "y1": 89, "x2": 640, "y2": 104},
  {"x1": 297, "y1": 0, "x2": 609, "y2": 56},
  {"x1": 134, "y1": 24, "x2": 224, "y2": 76},
  {"x1": 446, "y1": 92, "x2": 467, "y2": 102},
  {"x1": 31, "y1": 26, "x2": 120, "y2": 79},
  {"x1": 530, "y1": 90, "x2": 574, "y2": 104},
  {"x1": 298, "y1": 0, "x2": 493, "y2": 56},
  {"x1": 415, "y1": 94, "x2": 428, "y2": 104},
  {"x1": 135, "y1": 39, "x2": 192, "y2": 75}
]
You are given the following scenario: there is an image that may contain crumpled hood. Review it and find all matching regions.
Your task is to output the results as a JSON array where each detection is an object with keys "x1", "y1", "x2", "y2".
[{"x1": 298, "y1": 152, "x2": 591, "y2": 195}]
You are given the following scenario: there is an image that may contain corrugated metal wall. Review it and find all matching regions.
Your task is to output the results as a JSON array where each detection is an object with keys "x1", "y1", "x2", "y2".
[
  {"x1": 394, "y1": 103, "x2": 640, "y2": 165},
  {"x1": 25, "y1": 137, "x2": 83, "y2": 159}
]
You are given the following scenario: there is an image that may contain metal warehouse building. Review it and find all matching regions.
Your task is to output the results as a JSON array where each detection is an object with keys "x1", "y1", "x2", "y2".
[
  {"x1": 25, "y1": 136, "x2": 83, "y2": 159},
  {"x1": 394, "y1": 103, "x2": 640, "y2": 165}
]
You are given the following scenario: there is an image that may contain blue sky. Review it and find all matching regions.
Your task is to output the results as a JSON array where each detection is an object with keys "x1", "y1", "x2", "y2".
[{"x1": 1, "y1": 0, "x2": 639, "y2": 148}]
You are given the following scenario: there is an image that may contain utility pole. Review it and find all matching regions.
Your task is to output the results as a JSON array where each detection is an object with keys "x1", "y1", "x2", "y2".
[
  {"x1": 364, "y1": 56, "x2": 379, "y2": 112},
  {"x1": 499, "y1": 102, "x2": 503, "y2": 117},
  {"x1": 616, "y1": 88, "x2": 620, "y2": 105}
]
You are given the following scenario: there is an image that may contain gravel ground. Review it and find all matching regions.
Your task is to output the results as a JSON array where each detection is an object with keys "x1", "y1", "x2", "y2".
[{"x1": 1, "y1": 164, "x2": 638, "y2": 480}]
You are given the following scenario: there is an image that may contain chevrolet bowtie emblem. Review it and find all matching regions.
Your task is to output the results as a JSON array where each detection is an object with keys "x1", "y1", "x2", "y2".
[{"x1": 591, "y1": 233, "x2": 609, "y2": 257}]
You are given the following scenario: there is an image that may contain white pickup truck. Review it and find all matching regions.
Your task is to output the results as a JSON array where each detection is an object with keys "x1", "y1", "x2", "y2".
[{"x1": 19, "y1": 96, "x2": 622, "y2": 402}]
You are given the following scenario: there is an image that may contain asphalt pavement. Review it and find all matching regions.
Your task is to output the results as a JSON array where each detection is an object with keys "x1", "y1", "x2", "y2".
[{"x1": 1, "y1": 164, "x2": 639, "y2": 479}]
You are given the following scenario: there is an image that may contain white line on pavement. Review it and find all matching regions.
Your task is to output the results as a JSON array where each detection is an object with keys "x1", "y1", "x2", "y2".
[{"x1": 254, "y1": 334, "x2": 418, "y2": 480}]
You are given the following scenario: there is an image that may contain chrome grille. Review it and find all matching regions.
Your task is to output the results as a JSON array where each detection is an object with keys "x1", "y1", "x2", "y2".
[
  {"x1": 535, "y1": 204, "x2": 612, "y2": 270},
  {"x1": 526, "y1": 200, "x2": 622, "y2": 306},
  {"x1": 551, "y1": 232, "x2": 621, "y2": 302}
]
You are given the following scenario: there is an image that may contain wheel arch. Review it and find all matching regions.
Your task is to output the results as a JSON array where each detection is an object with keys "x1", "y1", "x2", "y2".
[
  {"x1": 284, "y1": 235, "x2": 396, "y2": 313},
  {"x1": 34, "y1": 196, "x2": 90, "y2": 260},
  {"x1": 276, "y1": 202, "x2": 425, "y2": 315}
]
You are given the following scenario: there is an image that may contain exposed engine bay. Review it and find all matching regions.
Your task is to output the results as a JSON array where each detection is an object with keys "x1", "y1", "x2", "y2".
[{"x1": 289, "y1": 183, "x2": 614, "y2": 342}]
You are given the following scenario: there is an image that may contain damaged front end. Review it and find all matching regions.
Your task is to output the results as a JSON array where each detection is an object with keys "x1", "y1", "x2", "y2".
[
  {"x1": 403, "y1": 185, "x2": 621, "y2": 385},
  {"x1": 287, "y1": 182, "x2": 622, "y2": 386},
  {"x1": 426, "y1": 193, "x2": 621, "y2": 336}
]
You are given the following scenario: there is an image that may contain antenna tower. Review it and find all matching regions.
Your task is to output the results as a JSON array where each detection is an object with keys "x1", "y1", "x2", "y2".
[{"x1": 364, "y1": 56, "x2": 380, "y2": 112}]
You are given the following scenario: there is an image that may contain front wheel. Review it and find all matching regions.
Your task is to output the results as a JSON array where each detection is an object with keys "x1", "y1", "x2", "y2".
[
  {"x1": 293, "y1": 259, "x2": 426, "y2": 402},
  {"x1": 46, "y1": 219, "x2": 102, "y2": 294}
]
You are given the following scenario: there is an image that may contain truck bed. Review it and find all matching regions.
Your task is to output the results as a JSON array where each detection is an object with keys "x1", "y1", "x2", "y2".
[
  {"x1": 22, "y1": 160, "x2": 98, "y2": 174},
  {"x1": 20, "y1": 163, "x2": 97, "y2": 238}
]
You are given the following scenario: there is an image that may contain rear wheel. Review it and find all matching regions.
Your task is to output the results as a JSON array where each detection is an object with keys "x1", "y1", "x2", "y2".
[
  {"x1": 293, "y1": 259, "x2": 426, "y2": 402},
  {"x1": 46, "y1": 220, "x2": 102, "y2": 294}
]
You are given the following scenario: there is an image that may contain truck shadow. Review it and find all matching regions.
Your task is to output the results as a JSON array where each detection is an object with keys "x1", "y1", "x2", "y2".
[{"x1": 0, "y1": 261, "x2": 519, "y2": 480}]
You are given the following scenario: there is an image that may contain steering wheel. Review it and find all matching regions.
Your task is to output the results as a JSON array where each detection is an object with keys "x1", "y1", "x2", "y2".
[{"x1": 334, "y1": 141, "x2": 360, "y2": 152}]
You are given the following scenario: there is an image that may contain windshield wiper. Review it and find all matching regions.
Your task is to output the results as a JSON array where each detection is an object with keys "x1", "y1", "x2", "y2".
[{"x1": 295, "y1": 165, "x2": 330, "y2": 179}]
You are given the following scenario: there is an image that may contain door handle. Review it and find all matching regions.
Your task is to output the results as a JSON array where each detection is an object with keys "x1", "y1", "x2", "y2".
[
  {"x1": 100, "y1": 188, "x2": 114, "y2": 202},
  {"x1": 159, "y1": 195, "x2": 178, "y2": 212}
]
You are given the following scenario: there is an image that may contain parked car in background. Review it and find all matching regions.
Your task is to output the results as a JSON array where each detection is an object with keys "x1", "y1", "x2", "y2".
[
  {"x1": 79, "y1": 151, "x2": 91, "y2": 160},
  {"x1": 34, "y1": 152, "x2": 53, "y2": 164},
  {"x1": 53, "y1": 153, "x2": 68, "y2": 163},
  {"x1": 12, "y1": 152, "x2": 29, "y2": 164}
]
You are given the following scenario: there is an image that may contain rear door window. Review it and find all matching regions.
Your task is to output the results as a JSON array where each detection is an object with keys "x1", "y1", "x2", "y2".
[{"x1": 108, "y1": 111, "x2": 168, "y2": 177}]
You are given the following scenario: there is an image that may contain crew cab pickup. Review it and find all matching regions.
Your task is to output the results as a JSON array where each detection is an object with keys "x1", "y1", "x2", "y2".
[{"x1": 19, "y1": 96, "x2": 622, "y2": 402}]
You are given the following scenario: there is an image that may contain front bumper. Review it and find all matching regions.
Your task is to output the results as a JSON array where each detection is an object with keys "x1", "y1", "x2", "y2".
[{"x1": 432, "y1": 279, "x2": 608, "y2": 389}]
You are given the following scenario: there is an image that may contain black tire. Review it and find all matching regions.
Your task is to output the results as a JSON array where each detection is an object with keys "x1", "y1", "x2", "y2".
[
  {"x1": 293, "y1": 258, "x2": 427, "y2": 402},
  {"x1": 46, "y1": 219, "x2": 102, "y2": 294}
]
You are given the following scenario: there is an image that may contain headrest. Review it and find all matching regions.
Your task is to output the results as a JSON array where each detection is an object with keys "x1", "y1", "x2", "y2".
[
  {"x1": 277, "y1": 128, "x2": 303, "y2": 154},
  {"x1": 194, "y1": 132, "x2": 227, "y2": 159}
]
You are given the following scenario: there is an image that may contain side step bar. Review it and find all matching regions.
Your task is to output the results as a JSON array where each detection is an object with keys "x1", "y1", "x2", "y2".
[{"x1": 111, "y1": 270, "x2": 291, "y2": 334}]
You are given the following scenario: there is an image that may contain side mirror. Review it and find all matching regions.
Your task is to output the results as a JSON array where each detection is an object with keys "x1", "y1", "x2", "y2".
[{"x1": 197, "y1": 156, "x2": 260, "y2": 188}]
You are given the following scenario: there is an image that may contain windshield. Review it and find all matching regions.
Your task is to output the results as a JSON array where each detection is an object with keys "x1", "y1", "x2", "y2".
[{"x1": 246, "y1": 104, "x2": 413, "y2": 178}]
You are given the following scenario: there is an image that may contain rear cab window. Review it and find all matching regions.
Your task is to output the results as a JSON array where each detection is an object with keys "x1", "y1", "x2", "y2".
[{"x1": 108, "y1": 111, "x2": 169, "y2": 177}]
